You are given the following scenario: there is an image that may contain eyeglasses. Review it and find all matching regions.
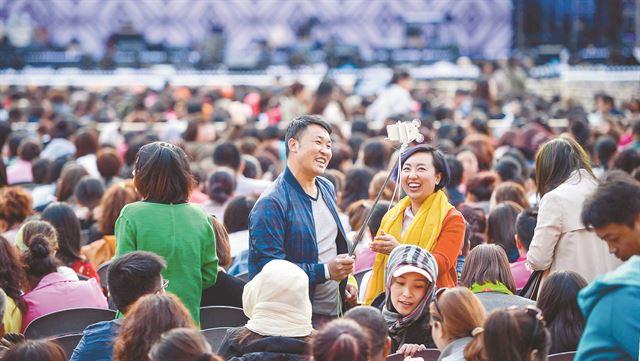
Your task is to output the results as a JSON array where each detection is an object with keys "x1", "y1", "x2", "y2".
[
  {"x1": 431, "y1": 287, "x2": 448, "y2": 323},
  {"x1": 156, "y1": 278, "x2": 170, "y2": 294}
]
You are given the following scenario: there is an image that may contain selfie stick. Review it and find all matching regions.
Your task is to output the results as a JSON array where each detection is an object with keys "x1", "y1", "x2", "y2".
[{"x1": 348, "y1": 120, "x2": 424, "y2": 256}]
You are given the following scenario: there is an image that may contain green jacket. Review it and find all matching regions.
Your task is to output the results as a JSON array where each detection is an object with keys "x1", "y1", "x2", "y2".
[{"x1": 115, "y1": 201, "x2": 218, "y2": 324}]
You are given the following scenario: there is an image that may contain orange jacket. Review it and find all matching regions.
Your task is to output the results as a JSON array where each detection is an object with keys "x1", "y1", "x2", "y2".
[{"x1": 432, "y1": 208, "x2": 465, "y2": 288}]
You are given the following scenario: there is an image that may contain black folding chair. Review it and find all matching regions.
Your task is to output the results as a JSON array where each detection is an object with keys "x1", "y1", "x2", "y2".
[
  {"x1": 548, "y1": 351, "x2": 576, "y2": 361},
  {"x1": 236, "y1": 272, "x2": 250, "y2": 282},
  {"x1": 201, "y1": 327, "x2": 231, "y2": 353},
  {"x1": 24, "y1": 308, "x2": 116, "y2": 339},
  {"x1": 96, "y1": 260, "x2": 112, "y2": 294},
  {"x1": 200, "y1": 306, "x2": 248, "y2": 330},
  {"x1": 386, "y1": 348, "x2": 440, "y2": 361},
  {"x1": 50, "y1": 333, "x2": 83, "y2": 359},
  {"x1": 354, "y1": 268, "x2": 372, "y2": 288}
]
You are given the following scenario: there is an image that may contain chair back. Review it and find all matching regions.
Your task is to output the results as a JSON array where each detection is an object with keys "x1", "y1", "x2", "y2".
[
  {"x1": 200, "y1": 306, "x2": 248, "y2": 329},
  {"x1": 201, "y1": 327, "x2": 231, "y2": 353},
  {"x1": 24, "y1": 308, "x2": 116, "y2": 339},
  {"x1": 387, "y1": 348, "x2": 440, "y2": 361},
  {"x1": 548, "y1": 351, "x2": 576, "y2": 361},
  {"x1": 354, "y1": 268, "x2": 372, "y2": 288},
  {"x1": 96, "y1": 260, "x2": 112, "y2": 294},
  {"x1": 50, "y1": 333, "x2": 83, "y2": 359},
  {"x1": 236, "y1": 272, "x2": 249, "y2": 282}
]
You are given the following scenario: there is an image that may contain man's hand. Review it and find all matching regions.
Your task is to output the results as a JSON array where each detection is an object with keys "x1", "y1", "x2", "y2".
[
  {"x1": 370, "y1": 230, "x2": 400, "y2": 255},
  {"x1": 345, "y1": 283, "x2": 358, "y2": 307},
  {"x1": 397, "y1": 343, "x2": 426, "y2": 358},
  {"x1": 327, "y1": 254, "x2": 355, "y2": 281}
]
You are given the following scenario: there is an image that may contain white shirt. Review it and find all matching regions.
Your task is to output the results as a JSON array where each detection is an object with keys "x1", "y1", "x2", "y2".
[{"x1": 312, "y1": 192, "x2": 339, "y2": 316}]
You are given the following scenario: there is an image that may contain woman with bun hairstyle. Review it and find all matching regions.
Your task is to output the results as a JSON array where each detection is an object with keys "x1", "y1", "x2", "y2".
[
  {"x1": 20, "y1": 234, "x2": 107, "y2": 331},
  {"x1": 149, "y1": 328, "x2": 224, "y2": 361},
  {"x1": 429, "y1": 287, "x2": 485, "y2": 361},
  {"x1": 202, "y1": 167, "x2": 236, "y2": 221}
]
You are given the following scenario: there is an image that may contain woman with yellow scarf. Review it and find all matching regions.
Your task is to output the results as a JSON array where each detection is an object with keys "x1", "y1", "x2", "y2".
[{"x1": 364, "y1": 145, "x2": 465, "y2": 304}]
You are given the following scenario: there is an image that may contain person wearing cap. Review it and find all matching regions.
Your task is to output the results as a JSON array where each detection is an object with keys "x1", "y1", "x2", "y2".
[
  {"x1": 364, "y1": 145, "x2": 465, "y2": 304},
  {"x1": 374, "y1": 244, "x2": 438, "y2": 358}
]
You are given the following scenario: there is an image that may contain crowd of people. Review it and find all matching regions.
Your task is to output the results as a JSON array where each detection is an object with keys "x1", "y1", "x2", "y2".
[{"x1": 0, "y1": 67, "x2": 639, "y2": 361}]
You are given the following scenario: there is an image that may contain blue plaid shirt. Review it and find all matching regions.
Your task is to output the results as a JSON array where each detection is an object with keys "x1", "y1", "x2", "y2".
[{"x1": 249, "y1": 167, "x2": 349, "y2": 297}]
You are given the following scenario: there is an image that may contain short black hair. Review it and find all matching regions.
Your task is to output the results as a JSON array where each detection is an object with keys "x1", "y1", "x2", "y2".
[
  {"x1": 400, "y1": 144, "x2": 450, "y2": 191},
  {"x1": 344, "y1": 306, "x2": 388, "y2": 357},
  {"x1": 582, "y1": 170, "x2": 640, "y2": 229},
  {"x1": 516, "y1": 207, "x2": 538, "y2": 250},
  {"x1": 107, "y1": 251, "x2": 167, "y2": 312},
  {"x1": 223, "y1": 195, "x2": 257, "y2": 233},
  {"x1": 213, "y1": 141, "x2": 242, "y2": 171},
  {"x1": 613, "y1": 149, "x2": 640, "y2": 174},
  {"x1": 368, "y1": 201, "x2": 391, "y2": 237},
  {"x1": 284, "y1": 115, "x2": 332, "y2": 156},
  {"x1": 133, "y1": 142, "x2": 193, "y2": 204},
  {"x1": 594, "y1": 136, "x2": 617, "y2": 169},
  {"x1": 74, "y1": 176, "x2": 105, "y2": 209}
]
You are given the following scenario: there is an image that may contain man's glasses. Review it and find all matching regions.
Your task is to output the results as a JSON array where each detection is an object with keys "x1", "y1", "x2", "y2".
[{"x1": 156, "y1": 278, "x2": 170, "y2": 294}]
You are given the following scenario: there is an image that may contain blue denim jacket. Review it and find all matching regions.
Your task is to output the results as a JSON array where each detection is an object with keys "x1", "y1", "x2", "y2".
[{"x1": 249, "y1": 167, "x2": 349, "y2": 302}]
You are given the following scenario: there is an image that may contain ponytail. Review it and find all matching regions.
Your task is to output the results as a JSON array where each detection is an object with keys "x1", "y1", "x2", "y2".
[{"x1": 464, "y1": 326, "x2": 486, "y2": 361}]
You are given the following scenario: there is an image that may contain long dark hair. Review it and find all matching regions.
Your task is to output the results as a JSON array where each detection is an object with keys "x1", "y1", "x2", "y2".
[
  {"x1": 340, "y1": 167, "x2": 374, "y2": 211},
  {"x1": 487, "y1": 201, "x2": 523, "y2": 263},
  {"x1": 41, "y1": 202, "x2": 82, "y2": 266},
  {"x1": 537, "y1": 271, "x2": 587, "y2": 354},
  {"x1": 0, "y1": 236, "x2": 27, "y2": 312},
  {"x1": 535, "y1": 137, "x2": 594, "y2": 197}
]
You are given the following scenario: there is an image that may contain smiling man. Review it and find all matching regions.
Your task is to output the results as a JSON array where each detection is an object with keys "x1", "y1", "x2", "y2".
[
  {"x1": 576, "y1": 170, "x2": 640, "y2": 361},
  {"x1": 249, "y1": 114, "x2": 356, "y2": 327}
]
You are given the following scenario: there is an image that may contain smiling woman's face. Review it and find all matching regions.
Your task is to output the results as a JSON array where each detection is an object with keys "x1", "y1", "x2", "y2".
[
  {"x1": 401, "y1": 152, "x2": 441, "y2": 205},
  {"x1": 390, "y1": 272, "x2": 429, "y2": 316}
]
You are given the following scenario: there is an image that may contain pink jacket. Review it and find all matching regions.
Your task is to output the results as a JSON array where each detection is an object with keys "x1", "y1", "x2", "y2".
[{"x1": 21, "y1": 272, "x2": 108, "y2": 331}]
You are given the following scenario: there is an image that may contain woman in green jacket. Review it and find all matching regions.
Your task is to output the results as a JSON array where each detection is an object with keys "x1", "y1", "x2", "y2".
[{"x1": 116, "y1": 142, "x2": 218, "y2": 323}]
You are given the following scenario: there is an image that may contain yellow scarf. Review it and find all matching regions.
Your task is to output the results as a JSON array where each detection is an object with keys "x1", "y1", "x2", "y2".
[{"x1": 364, "y1": 190, "x2": 453, "y2": 304}]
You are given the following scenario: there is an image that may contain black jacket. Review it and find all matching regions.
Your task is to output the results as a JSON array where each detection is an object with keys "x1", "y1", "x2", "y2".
[
  {"x1": 201, "y1": 271, "x2": 245, "y2": 308},
  {"x1": 219, "y1": 326, "x2": 308, "y2": 361}
]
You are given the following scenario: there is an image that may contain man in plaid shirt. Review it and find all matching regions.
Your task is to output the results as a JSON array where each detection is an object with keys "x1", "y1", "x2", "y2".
[{"x1": 249, "y1": 115, "x2": 357, "y2": 327}]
